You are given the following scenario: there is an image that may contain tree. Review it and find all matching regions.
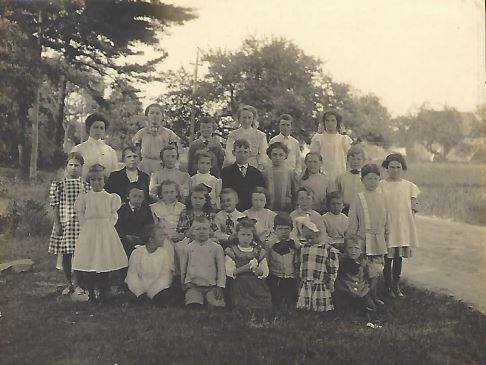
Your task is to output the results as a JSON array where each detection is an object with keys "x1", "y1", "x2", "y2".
[{"x1": 0, "y1": 0, "x2": 196, "y2": 174}]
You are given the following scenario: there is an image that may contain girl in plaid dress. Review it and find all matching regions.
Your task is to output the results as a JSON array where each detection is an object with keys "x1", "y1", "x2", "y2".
[
  {"x1": 295, "y1": 216, "x2": 340, "y2": 312},
  {"x1": 49, "y1": 152, "x2": 90, "y2": 294}
]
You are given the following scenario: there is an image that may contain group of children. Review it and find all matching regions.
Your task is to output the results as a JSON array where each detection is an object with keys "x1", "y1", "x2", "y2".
[{"x1": 48, "y1": 104, "x2": 420, "y2": 315}]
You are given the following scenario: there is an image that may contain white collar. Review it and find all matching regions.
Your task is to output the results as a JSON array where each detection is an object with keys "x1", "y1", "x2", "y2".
[
  {"x1": 237, "y1": 245, "x2": 253, "y2": 252},
  {"x1": 280, "y1": 133, "x2": 291, "y2": 139},
  {"x1": 237, "y1": 163, "x2": 249, "y2": 169},
  {"x1": 87, "y1": 136, "x2": 105, "y2": 145},
  {"x1": 197, "y1": 171, "x2": 211, "y2": 176}
]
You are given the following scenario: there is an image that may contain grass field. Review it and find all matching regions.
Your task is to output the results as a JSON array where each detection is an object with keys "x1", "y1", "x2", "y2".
[
  {"x1": 1, "y1": 234, "x2": 485, "y2": 365},
  {"x1": 404, "y1": 162, "x2": 486, "y2": 225}
]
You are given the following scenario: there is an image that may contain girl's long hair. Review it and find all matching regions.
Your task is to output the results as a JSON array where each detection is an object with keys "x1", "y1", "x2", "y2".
[
  {"x1": 301, "y1": 152, "x2": 323, "y2": 181},
  {"x1": 185, "y1": 184, "x2": 213, "y2": 213}
]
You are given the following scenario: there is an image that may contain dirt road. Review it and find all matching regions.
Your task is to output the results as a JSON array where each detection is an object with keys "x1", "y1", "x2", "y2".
[{"x1": 403, "y1": 215, "x2": 486, "y2": 313}]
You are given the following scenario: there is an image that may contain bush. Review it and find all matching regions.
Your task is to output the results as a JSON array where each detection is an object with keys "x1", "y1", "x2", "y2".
[{"x1": 0, "y1": 199, "x2": 52, "y2": 238}]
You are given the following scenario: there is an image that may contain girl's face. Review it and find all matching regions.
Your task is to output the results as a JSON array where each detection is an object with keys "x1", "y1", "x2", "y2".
[
  {"x1": 329, "y1": 198, "x2": 344, "y2": 215},
  {"x1": 297, "y1": 191, "x2": 313, "y2": 210},
  {"x1": 161, "y1": 184, "x2": 178, "y2": 204},
  {"x1": 89, "y1": 175, "x2": 105, "y2": 192},
  {"x1": 305, "y1": 154, "x2": 321, "y2": 174},
  {"x1": 237, "y1": 227, "x2": 254, "y2": 247},
  {"x1": 279, "y1": 120, "x2": 292, "y2": 136},
  {"x1": 124, "y1": 151, "x2": 139, "y2": 170},
  {"x1": 89, "y1": 121, "x2": 106, "y2": 140},
  {"x1": 147, "y1": 228, "x2": 165, "y2": 251},
  {"x1": 323, "y1": 114, "x2": 338, "y2": 133},
  {"x1": 251, "y1": 192, "x2": 266, "y2": 210},
  {"x1": 362, "y1": 172, "x2": 380, "y2": 191},
  {"x1": 387, "y1": 160, "x2": 403, "y2": 180},
  {"x1": 66, "y1": 159, "x2": 82, "y2": 178},
  {"x1": 348, "y1": 154, "x2": 364, "y2": 170},
  {"x1": 270, "y1": 147, "x2": 287, "y2": 167},
  {"x1": 147, "y1": 106, "x2": 163, "y2": 126},
  {"x1": 197, "y1": 156, "x2": 212, "y2": 174},
  {"x1": 301, "y1": 226, "x2": 318, "y2": 241},
  {"x1": 162, "y1": 149, "x2": 178, "y2": 168},
  {"x1": 239, "y1": 110, "x2": 254, "y2": 129},
  {"x1": 191, "y1": 191, "x2": 206, "y2": 210}
]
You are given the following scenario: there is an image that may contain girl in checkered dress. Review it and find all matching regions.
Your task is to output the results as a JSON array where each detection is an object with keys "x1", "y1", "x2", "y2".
[
  {"x1": 295, "y1": 216, "x2": 340, "y2": 312},
  {"x1": 49, "y1": 152, "x2": 90, "y2": 294}
]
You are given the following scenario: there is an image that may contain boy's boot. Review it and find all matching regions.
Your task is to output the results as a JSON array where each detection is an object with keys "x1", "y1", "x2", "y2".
[{"x1": 383, "y1": 258, "x2": 394, "y2": 298}]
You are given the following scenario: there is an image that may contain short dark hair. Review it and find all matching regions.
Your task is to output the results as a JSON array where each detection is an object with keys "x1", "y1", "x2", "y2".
[
  {"x1": 86, "y1": 163, "x2": 108, "y2": 182},
  {"x1": 199, "y1": 116, "x2": 215, "y2": 127},
  {"x1": 195, "y1": 150, "x2": 215, "y2": 163},
  {"x1": 127, "y1": 182, "x2": 145, "y2": 195},
  {"x1": 251, "y1": 186, "x2": 270, "y2": 207},
  {"x1": 159, "y1": 145, "x2": 179, "y2": 160},
  {"x1": 266, "y1": 141, "x2": 289, "y2": 158},
  {"x1": 361, "y1": 164, "x2": 381, "y2": 178},
  {"x1": 233, "y1": 138, "x2": 250, "y2": 150},
  {"x1": 382, "y1": 153, "x2": 408, "y2": 171},
  {"x1": 192, "y1": 215, "x2": 210, "y2": 225},
  {"x1": 321, "y1": 109, "x2": 342, "y2": 132},
  {"x1": 156, "y1": 179, "x2": 180, "y2": 199},
  {"x1": 66, "y1": 152, "x2": 84, "y2": 166},
  {"x1": 85, "y1": 112, "x2": 109, "y2": 132},
  {"x1": 122, "y1": 146, "x2": 140, "y2": 161},
  {"x1": 274, "y1": 213, "x2": 293, "y2": 228},
  {"x1": 279, "y1": 114, "x2": 293, "y2": 123},
  {"x1": 144, "y1": 103, "x2": 163, "y2": 116}
]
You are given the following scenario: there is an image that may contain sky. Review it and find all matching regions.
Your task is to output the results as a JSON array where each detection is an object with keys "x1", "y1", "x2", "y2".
[{"x1": 139, "y1": 0, "x2": 485, "y2": 116}]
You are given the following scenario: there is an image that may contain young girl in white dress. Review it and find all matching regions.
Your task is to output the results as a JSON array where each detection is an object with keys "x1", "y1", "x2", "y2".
[
  {"x1": 243, "y1": 187, "x2": 277, "y2": 243},
  {"x1": 310, "y1": 110, "x2": 353, "y2": 184},
  {"x1": 72, "y1": 164, "x2": 128, "y2": 303},
  {"x1": 379, "y1": 153, "x2": 420, "y2": 298},
  {"x1": 224, "y1": 105, "x2": 268, "y2": 170},
  {"x1": 150, "y1": 179, "x2": 185, "y2": 241}
]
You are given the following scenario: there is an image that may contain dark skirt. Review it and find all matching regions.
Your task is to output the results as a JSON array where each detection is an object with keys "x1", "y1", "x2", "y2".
[{"x1": 230, "y1": 274, "x2": 272, "y2": 309}]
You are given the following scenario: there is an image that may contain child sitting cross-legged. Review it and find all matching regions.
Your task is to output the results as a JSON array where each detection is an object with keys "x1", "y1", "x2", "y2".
[
  {"x1": 225, "y1": 218, "x2": 272, "y2": 310},
  {"x1": 125, "y1": 223, "x2": 175, "y2": 307},
  {"x1": 265, "y1": 213, "x2": 299, "y2": 309},
  {"x1": 179, "y1": 216, "x2": 226, "y2": 308}
]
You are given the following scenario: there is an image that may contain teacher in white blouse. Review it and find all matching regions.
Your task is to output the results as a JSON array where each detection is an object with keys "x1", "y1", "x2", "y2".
[{"x1": 71, "y1": 112, "x2": 119, "y2": 178}]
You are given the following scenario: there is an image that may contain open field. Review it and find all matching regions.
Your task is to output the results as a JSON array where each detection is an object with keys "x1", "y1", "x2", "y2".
[{"x1": 403, "y1": 162, "x2": 486, "y2": 225}]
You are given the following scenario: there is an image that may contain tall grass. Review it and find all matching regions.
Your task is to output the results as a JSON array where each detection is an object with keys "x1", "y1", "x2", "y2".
[{"x1": 404, "y1": 162, "x2": 486, "y2": 225}]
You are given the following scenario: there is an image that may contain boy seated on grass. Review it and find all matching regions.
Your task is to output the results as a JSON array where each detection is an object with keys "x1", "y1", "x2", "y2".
[
  {"x1": 179, "y1": 216, "x2": 226, "y2": 308},
  {"x1": 125, "y1": 224, "x2": 175, "y2": 307}
]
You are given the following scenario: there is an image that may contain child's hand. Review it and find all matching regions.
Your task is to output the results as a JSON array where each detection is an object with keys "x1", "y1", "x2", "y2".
[
  {"x1": 253, "y1": 267, "x2": 263, "y2": 277},
  {"x1": 54, "y1": 224, "x2": 63, "y2": 236},
  {"x1": 213, "y1": 287, "x2": 224, "y2": 300}
]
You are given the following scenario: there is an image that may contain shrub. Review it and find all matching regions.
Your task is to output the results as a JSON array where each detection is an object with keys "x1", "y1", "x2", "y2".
[{"x1": 0, "y1": 199, "x2": 52, "y2": 238}]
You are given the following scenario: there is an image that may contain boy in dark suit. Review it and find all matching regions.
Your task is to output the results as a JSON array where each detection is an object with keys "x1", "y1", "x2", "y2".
[
  {"x1": 106, "y1": 146, "x2": 150, "y2": 202},
  {"x1": 115, "y1": 183, "x2": 154, "y2": 257},
  {"x1": 221, "y1": 138, "x2": 265, "y2": 211}
]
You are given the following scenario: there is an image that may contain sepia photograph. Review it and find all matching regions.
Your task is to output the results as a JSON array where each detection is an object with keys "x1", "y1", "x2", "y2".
[{"x1": 0, "y1": 0, "x2": 485, "y2": 364}]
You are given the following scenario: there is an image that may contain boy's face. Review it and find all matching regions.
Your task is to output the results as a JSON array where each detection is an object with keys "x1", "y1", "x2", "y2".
[
  {"x1": 305, "y1": 154, "x2": 321, "y2": 174},
  {"x1": 89, "y1": 175, "x2": 105, "y2": 191},
  {"x1": 66, "y1": 159, "x2": 82, "y2": 178},
  {"x1": 233, "y1": 145, "x2": 250, "y2": 164},
  {"x1": 239, "y1": 110, "x2": 254, "y2": 128},
  {"x1": 220, "y1": 193, "x2": 236, "y2": 212},
  {"x1": 297, "y1": 191, "x2": 313, "y2": 210},
  {"x1": 147, "y1": 106, "x2": 163, "y2": 125},
  {"x1": 270, "y1": 147, "x2": 287, "y2": 167},
  {"x1": 197, "y1": 156, "x2": 212, "y2": 174},
  {"x1": 199, "y1": 122, "x2": 213, "y2": 138},
  {"x1": 279, "y1": 120, "x2": 292, "y2": 136},
  {"x1": 128, "y1": 188, "x2": 144, "y2": 208},
  {"x1": 348, "y1": 153, "x2": 364, "y2": 170},
  {"x1": 124, "y1": 151, "x2": 140, "y2": 170},
  {"x1": 275, "y1": 224, "x2": 291, "y2": 241},
  {"x1": 237, "y1": 227, "x2": 254, "y2": 246},
  {"x1": 362, "y1": 172, "x2": 380, "y2": 191},
  {"x1": 251, "y1": 192, "x2": 266, "y2": 210},
  {"x1": 162, "y1": 149, "x2": 178, "y2": 168},
  {"x1": 161, "y1": 184, "x2": 178, "y2": 203},
  {"x1": 329, "y1": 198, "x2": 343, "y2": 215},
  {"x1": 193, "y1": 221, "x2": 211, "y2": 242}
]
